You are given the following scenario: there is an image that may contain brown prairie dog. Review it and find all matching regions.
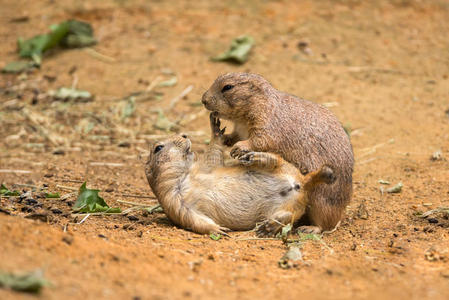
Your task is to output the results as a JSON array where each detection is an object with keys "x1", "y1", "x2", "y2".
[
  {"x1": 202, "y1": 73, "x2": 354, "y2": 233},
  {"x1": 145, "y1": 113, "x2": 335, "y2": 236}
]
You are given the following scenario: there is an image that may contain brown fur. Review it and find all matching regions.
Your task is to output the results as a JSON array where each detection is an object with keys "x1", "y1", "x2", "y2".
[
  {"x1": 202, "y1": 73, "x2": 354, "y2": 233},
  {"x1": 145, "y1": 113, "x2": 335, "y2": 235}
]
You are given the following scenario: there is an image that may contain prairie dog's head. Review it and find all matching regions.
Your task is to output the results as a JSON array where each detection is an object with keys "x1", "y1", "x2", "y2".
[
  {"x1": 145, "y1": 134, "x2": 194, "y2": 189},
  {"x1": 201, "y1": 72, "x2": 271, "y2": 121}
]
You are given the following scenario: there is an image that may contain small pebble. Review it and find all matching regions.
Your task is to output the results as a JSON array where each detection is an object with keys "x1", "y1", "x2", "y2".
[
  {"x1": 423, "y1": 227, "x2": 434, "y2": 233},
  {"x1": 428, "y1": 218, "x2": 439, "y2": 224},
  {"x1": 21, "y1": 207, "x2": 34, "y2": 213},
  {"x1": 52, "y1": 149, "x2": 65, "y2": 155},
  {"x1": 430, "y1": 150, "x2": 443, "y2": 161},
  {"x1": 118, "y1": 141, "x2": 131, "y2": 148},
  {"x1": 62, "y1": 235, "x2": 73, "y2": 245},
  {"x1": 51, "y1": 208, "x2": 63, "y2": 214},
  {"x1": 128, "y1": 215, "x2": 139, "y2": 221},
  {"x1": 26, "y1": 198, "x2": 38, "y2": 205}
]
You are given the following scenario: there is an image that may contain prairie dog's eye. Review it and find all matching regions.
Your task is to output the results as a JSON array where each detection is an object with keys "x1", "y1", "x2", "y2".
[
  {"x1": 154, "y1": 145, "x2": 164, "y2": 154},
  {"x1": 221, "y1": 85, "x2": 234, "y2": 93}
]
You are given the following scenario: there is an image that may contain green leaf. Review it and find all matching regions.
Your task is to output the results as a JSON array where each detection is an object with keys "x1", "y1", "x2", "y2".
[
  {"x1": 49, "y1": 87, "x2": 93, "y2": 101},
  {"x1": 0, "y1": 184, "x2": 20, "y2": 196},
  {"x1": 60, "y1": 20, "x2": 96, "y2": 48},
  {"x1": 297, "y1": 232, "x2": 320, "y2": 241},
  {"x1": 209, "y1": 233, "x2": 221, "y2": 241},
  {"x1": 158, "y1": 76, "x2": 177, "y2": 87},
  {"x1": 2, "y1": 61, "x2": 37, "y2": 73},
  {"x1": 212, "y1": 35, "x2": 254, "y2": 64},
  {"x1": 73, "y1": 182, "x2": 121, "y2": 213},
  {"x1": 45, "y1": 192, "x2": 60, "y2": 198},
  {"x1": 18, "y1": 21, "x2": 70, "y2": 64},
  {"x1": 16, "y1": 19, "x2": 96, "y2": 66},
  {"x1": 343, "y1": 123, "x2": 351, "y2": 137},
  {"x1": 143, "y1": 204, "x2": 163, "y2": 214},
  {"x1": 280, "y1": 223, "x2": 292, "y2": 243},
  {"x1": 0, "y1": 271, "x2": 50, "y2": 293}
]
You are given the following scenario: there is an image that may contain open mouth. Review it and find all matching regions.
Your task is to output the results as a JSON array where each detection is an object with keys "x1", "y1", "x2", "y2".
[{"x1": 184, "y1": 139, "x2": 192, "y2": 154}]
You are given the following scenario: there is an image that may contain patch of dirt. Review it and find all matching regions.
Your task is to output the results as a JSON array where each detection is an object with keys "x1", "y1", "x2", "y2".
[{"x1": 1, "y1": 0, "x2": 449, "y2": 299}]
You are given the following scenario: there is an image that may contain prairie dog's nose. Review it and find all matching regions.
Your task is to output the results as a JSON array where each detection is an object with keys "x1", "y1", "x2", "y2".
[{"x1": 201, "y1": 92, "x2": 208, "y2": 105}]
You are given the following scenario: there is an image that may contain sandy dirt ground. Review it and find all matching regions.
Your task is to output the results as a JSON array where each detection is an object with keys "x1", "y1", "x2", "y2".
[{"x1": 1, "y1": 0, "x2": 449, "y2": 299}]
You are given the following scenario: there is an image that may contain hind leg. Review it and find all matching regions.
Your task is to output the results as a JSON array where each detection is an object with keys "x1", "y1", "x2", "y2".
[{"x1": 299, "y1": 183, "x2": 348, "y2": 234}]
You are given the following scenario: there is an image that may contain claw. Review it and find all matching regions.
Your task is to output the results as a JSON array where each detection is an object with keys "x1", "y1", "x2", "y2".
[
  {"x1": 297, "y1": 226, "x2": 322, "y2": 234},
  {"x1": 230, "y1": 147, "x2": 238, "y2": 158},
  {"x1": 213, "y1": 226, "x2": 230, "y2": 237},
  {"x1": 239, "y1": 152, "x2": 254, "y2": 161}
]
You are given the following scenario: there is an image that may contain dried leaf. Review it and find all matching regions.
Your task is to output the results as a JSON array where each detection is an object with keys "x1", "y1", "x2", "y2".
[
  {"x1": 158, "y1": 76, "x2": 177, "y2": 87},
  {"x1": 154, "y1": 109, "x2": 176, "y2": 131},
  {"x1": 212, "y1": 35, "x2": 254, "y2": 64},
  {"x1": 121, "y1": 97, "x2": 136, "y2": 120},
  {"x1": 278, "y1": 244, "x2": 302, "y2": 269},
  {"x1": 49, "y1": 87, "x2": 93, "y2": 101},
  {"x1": 378, "y1": 179, "x2": 390, "y2": 185},
  {"x1": 386, "y1": 182, "x2": 403, "y2": 193},
  {"x1": 2, "y1": 61, "x2": 37, "y2": 73}
]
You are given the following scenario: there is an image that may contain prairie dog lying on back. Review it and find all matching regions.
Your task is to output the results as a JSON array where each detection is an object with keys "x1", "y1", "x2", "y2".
[{"x1": 145, "y1": 113, "x2": 335, "y2": 235}]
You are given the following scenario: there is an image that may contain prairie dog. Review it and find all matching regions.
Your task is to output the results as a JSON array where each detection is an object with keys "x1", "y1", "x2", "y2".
[
  {"x1": 202, "y1": 73, "x2": 354, "y2": 233},
  {"x1": 145, "y1": 113, "x2": 335, "y2": 235}
]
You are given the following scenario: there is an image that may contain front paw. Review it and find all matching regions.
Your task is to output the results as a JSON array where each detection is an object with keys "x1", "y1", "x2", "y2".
[
  {"x1": 209, "y1": 113, "x2": 226, "y2": 141},
  {"x1": 238, "y1": 152, "x2": 256, "y2": 166},
  {"x1": 230, "y1": 141, "x2": 251, "y2": 158},
  {"x1": 256, "y1": 220, "x2": 283, "y2": 237}
]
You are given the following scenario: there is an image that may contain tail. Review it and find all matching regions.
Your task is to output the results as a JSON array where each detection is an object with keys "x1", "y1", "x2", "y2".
[{"x1": 303, "y1": 165, "x2": 336, "y2": 191}]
